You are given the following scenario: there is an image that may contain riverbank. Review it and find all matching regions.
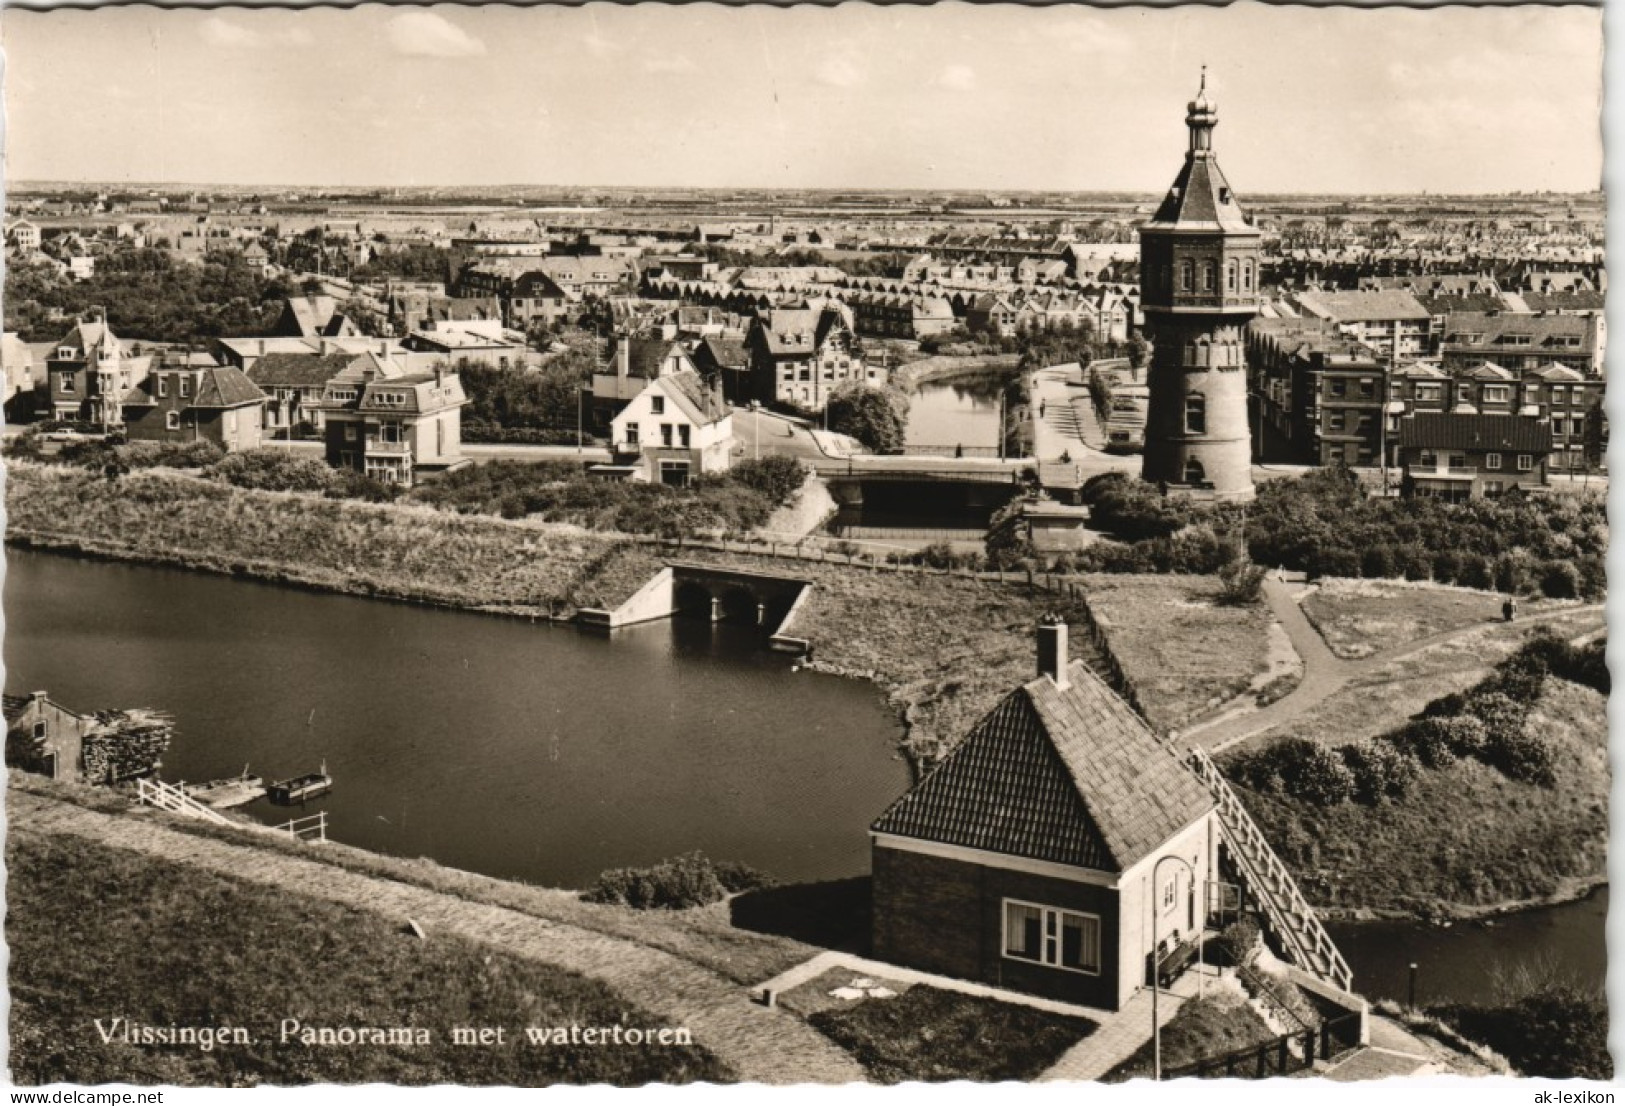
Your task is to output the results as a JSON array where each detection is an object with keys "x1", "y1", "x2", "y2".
[
  {"x1": 4, "y1": 463, "x2": 1267, "y2": 762},
  {"x1": 890, "y1": 352, "x2": 1021, "y2": 391}
]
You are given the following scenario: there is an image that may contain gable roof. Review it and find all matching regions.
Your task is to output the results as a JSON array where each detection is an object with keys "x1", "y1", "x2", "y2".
[
  {"x1": 871, "y1": 660, "x2": 1213, "y2": 873},
  {"x1": 122, "y1": 365, "x2": 266, "y2": 409},
  {"x1": 657, "y1": 369, "x2": 730, "y2": 426},
  {"x1": 1398, "y1": 412, "x2": 1552, "y2": 453}
]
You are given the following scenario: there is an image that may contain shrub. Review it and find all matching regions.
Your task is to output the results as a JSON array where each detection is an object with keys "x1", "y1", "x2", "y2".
[
  {"x1": 580, "y1": 852, "x2": 728, "y2": 910},
  {"x1": 1360, "y1": 544, "x2": 1396, "y2": 579},
  {"x1": 1232, "y1": 736, "x2": 1355, "y2": 806},
  {"x1": 726, "y1": 455, "x2": 807, "y2": 507},
  {"x1": 1480, "y1": 727, "x2": 1557, "y2": 787},
  {"x1": 1216, "y1": 559, "x2": 1267, "y2": 606},
  {"x1": 1538, "y1": 561, "x2": 1581, "y2": 600},
  {"x1": 1456, "y1": 553, "x2": 1494, "y2": 590},
  {"x1": 1437, "y1": 984, "x2": 1610, "y2": 1079},
  {"x1": 1215, "y1": 917, "x2": 1263, "y2": 968},
  {"x1": 1493, "y1": 552, "x2": 1534, "y2": 595},
  {"x1": 1396, "y1": 544, "x2": 1433, "y2": 582},
  {"x1": 117, "y1": 439, "x2": 226, "y2": 469},
  {"x1": 326, "y1": 469, "x2": 402, "y2": 503},
  {"x1": 212, "y1": 448, "x2": 337, "y2": 493},
  {"x1": 1393, "y1": 718, "x2": 1462, "y2": 768},
  {"x1": 710, "y1": 859, "x2": 776, "y2": 894},
  {"x1": 1306, "y1": 545, "x2": 1361, "y2": 581},
  {"x1": 1431, "y1": 549, "x2": 1462, "y2": 585},
  {"x1": 1463, "y1": 691, "x2": 1529, "y2": 748},
  {"x1": 1340, "y1": 739, "x2": 1421, "y2": 803}
]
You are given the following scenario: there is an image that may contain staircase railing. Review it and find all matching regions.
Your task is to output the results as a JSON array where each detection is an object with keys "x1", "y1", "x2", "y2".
[
  {"x1": 136, "y1": 777, "x2": 231, "y2": 826},
  {"x1": 1188, "y1": 748, "x2": 1354, "y2": 993}
]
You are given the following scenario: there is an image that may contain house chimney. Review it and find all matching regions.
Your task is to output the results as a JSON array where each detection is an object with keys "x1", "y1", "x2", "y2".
[
  {"x1": 1037, "y1": 616, "x2": 1070, "y2": 690},
  {"x1": 257, "y1": 339, "x2": 266, "y2": 357},
  {"x1": 30, "y1": 690, "x2": 48, "y2": 704},
  {"x1": 617, "y1": 339, "x2": 630, "y2": 380}
]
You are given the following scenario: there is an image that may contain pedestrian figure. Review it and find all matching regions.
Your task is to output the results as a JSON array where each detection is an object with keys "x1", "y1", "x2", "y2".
[
  {"x1": 1040, "y1": 401, "x2": 1047, "y2": 419},
  {"x1": 1502, "y1": 597, "x2": 1517, "y2": 623}
]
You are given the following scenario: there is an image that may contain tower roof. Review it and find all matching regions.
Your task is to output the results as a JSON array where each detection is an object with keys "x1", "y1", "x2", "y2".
[{"x1": 1144, "y1": 70, "x2": 1257, "y2": 235}]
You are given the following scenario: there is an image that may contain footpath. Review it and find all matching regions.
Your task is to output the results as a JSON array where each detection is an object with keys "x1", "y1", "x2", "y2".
[{"x1": 10, "y1": 790, "x2": 867, "y2": 1085}]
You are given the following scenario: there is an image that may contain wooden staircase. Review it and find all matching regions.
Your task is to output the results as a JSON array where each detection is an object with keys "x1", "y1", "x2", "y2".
[
  {"x1": 136, "y1": 776, "x2": 232, "y2": 825},
  {"x1": 1187, "y1": 748, "x2": 1354, "y2": 993}
]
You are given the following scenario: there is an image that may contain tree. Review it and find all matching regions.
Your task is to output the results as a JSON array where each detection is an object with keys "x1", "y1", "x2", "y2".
[{"x1": 826, "y1": 383, "x2": 907, "y2": 455}]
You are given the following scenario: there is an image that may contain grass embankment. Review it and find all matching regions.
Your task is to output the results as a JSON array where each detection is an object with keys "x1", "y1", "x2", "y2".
[
  {"x1": 805, "y1": 985, "x2": 1093, "y2": 1083},
  {"x1": 1301, "y1": 579, "x2": 1580, "y2": 659},
  {"x1": 7, "y1": 831, "x2": 730, "y2": 1087},
  {"x1": 5, "y1": 462, "x2": 625, "y2": 616},
  {"x1": 1077, "y1": 574, "x2": 1280, "y2": 731},
  {"x1": 11, "y1": 775, "x2": 817, "y2": 989},
  {"x1": 5, "y1": 463, "x2": 1269, "y2": 756},
  {"x1": 1228, "y1": 675, "x2": 1608, "y2": 919}
]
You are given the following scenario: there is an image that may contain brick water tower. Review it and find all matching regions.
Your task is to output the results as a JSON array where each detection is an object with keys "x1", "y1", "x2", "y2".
[{"x1": 1139, "y1": 71, "x2": 1261, "y2": 501}]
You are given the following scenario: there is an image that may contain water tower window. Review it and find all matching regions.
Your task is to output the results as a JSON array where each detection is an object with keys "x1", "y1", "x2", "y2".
[{"x1": 1185, "y1": 395, "x2": 1207, "y2": 435}]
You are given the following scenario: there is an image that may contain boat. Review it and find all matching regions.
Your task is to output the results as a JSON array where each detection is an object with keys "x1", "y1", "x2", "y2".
[
  {"x1": 267, "y1": 761, "x2": 332, "y2": 805},
  {"x1": 182, "y1": 766, "x2": 265, "y2": 810}
]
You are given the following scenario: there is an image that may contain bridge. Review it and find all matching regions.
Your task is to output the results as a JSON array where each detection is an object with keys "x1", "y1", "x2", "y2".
[
  {"x1": 576, "y1": 561, "x2": 815, "y2": 652},
  {"x1": 813, "y1": 455, "x2": 1031, "y2": 484}
]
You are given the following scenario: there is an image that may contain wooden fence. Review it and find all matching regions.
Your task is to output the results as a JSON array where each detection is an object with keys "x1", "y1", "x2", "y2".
[{"x1": 1162, "y1": 1010, "x2": 1364, "y2": 1080}]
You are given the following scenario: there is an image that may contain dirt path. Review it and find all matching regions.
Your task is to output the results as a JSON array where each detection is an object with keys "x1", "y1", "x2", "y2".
[
  {"x1": 10, "y1": 790, "x2": 868, "y2": 1086},
  {"x1": 1176, "y1": 577, "x2": 1603, "y2": 753}
]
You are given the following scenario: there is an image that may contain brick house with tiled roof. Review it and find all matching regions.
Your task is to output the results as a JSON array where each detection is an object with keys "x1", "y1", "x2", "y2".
[
  {"x1": 120, "y1": 363, "x2": 267, "y2": 452},
  {"x1": 870, "y1": 620, "x2": 1217, "y2": 1011},
  {"x1": 1397, "y1": 412, "x2": 1552, "y2": 501}
]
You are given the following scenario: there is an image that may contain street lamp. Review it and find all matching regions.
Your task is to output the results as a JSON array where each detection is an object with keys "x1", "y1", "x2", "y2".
[{"x1": 1151, "y1": 853, "x2": 1203, "y2": 1082}]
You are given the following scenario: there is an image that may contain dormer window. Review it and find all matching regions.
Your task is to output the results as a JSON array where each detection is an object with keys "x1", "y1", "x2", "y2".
[
  {"x1": 158, "y1": 377, "x2": 168, "y2": 398},
  {"x1": 1219, "y1": 187, "x2": 1232, "y2": 204}
]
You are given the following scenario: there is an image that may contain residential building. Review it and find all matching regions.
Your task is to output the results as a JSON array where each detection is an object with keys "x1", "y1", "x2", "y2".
[
  {"x1": 870, "y1": 620, "x2": 1217, "y2": 1012},
  {"x1": 1139, "y1": 74, "x2": 1261, "y2": 500},
  {"x1": 1396, "y1": 413, "x2": 1552, "y2": 501},
  {"x1": 246, "y1": 351, "x2": 356, "y2": 435},
  {"x1": 608, "y1": 369, "x2": 734, "y2": 485},
  {"x1": 316, "y1": 353, "x2": 468, "y2": 486},
  {"x1": 509, "y1": 271, "x2": 577, "y2": 328},
  {"x1": 7, "y1": 218, "x2": 41, "y2": 252},
  {"x1": 46, "y1": 318, "x2": 151, "y2": 426},
  {"x1": 590, "y1": 336, "x2": 701, "y2": 426},
  {"x1": 691, "y1": 336, "x2": 752, "y2": 404},
  {"x1": 3, "y1": 332, "x2": 36, "y2": 411},
  {"x1": 120, "y1": 362, "x2": 267, "y2": 452},
  {"x1": 401, "y1": 323, "x2": 531, "y2": 370},
  {"x1": 966, "y1": 293, "x2": 1019, "y2": 338},
  {"x1": 745, "y1": 304, "x2": 873, "y2": 412},
  {"x1": 1291, "y1": 289, "x2": 1433, "y2": 364},
  {"x1": 1439, "y1": 311, "x2": 1600, "y2": 376},
  {"x1": 215, "y1": 335, "x2": 405, "y2": 375}
]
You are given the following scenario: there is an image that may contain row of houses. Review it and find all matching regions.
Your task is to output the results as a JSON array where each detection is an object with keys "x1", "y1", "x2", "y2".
[
  {"x1": 1248, "y1": 319, "x2": 1604, "y2": 492},
  {"x1": 38, "y1": 316, "x2": 468, "y2": 487}
]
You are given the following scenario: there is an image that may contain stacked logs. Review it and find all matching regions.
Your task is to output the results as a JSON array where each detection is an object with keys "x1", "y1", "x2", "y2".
[{"x1": 82, "y1": 708, "x2": 173, "y2": 783}]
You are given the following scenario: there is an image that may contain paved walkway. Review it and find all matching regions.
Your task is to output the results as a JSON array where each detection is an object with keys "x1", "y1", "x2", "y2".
[
  {"x1": 12, "y1": 790, "x2": 867, "y2": 1086},
  {"x1": 1177, "y1": 576, "x2": 1605, "y2": 753},
  {"x1": 1039, "y1": 966, "x2": 1215, "y2": 1081},
  {"x1": 1321, "y1": 1017, "x2": 1445, "y2": 1081}
]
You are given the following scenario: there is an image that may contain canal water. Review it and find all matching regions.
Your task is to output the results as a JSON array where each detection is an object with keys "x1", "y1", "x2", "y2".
[
  {"x1": 1326, "y1": 885, "x2": 1608, "y2": 1007},
  {"x1": 4, "y1": 549, "x2": 911, "y2": 889},
  {"x1": 903, "y1": 378, "x2": 1002, "y2": 458}
]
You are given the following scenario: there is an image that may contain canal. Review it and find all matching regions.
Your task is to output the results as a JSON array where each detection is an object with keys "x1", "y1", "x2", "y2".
[
  {"x1": 4, "y1": 549, "x2": 911, "y2": 890},
  {"x1": 903, "y1": 377, "x2": 1003, "y2": 458},
  {"x1": 1326, "y1": 885, "x2": 1608, "y2": 1007}
]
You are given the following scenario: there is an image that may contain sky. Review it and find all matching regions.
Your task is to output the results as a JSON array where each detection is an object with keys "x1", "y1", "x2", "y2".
[{"x1": 0, "y1": 2, "x2": 1605, "y2": 194}]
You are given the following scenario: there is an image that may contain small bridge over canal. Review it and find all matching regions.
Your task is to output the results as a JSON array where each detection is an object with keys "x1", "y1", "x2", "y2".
[{"x1": 576, "y1": 562, "x2": 815, "y2": 653}]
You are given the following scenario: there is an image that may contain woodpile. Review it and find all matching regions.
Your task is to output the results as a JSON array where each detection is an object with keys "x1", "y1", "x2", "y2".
[{"x1": 82, "y1": 708, "x2": 173, "y2": 783}]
